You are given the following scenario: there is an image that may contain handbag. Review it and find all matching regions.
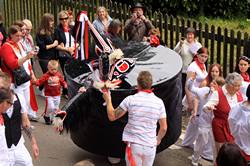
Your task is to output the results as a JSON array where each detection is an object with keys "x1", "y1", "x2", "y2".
[
  {"x1": 58, "y1": 28, "x2": 73, "y2": 59},
  {"x1": 58, "y1": 50, "x2": 72, "y2": 59},
  {"x1": 12, "y1": 66, "x2": 31, "y2": 86}
]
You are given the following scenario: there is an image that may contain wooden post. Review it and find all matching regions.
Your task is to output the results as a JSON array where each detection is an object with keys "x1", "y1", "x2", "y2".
[{"x1": 0, "y1": 0, "x2": 4, "y2": 13}]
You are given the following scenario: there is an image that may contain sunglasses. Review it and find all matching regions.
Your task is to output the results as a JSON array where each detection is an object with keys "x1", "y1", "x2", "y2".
[{"x1": 59, "y1": 17, "x2": 68, "y2": 21}]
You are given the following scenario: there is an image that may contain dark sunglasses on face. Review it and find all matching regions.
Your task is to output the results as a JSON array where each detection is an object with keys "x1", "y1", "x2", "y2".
[{"x1": 59, "y1": 17, "x2": 69, "y2": 21}]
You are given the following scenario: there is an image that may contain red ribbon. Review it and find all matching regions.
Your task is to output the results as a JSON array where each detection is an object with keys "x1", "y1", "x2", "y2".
[
  {"x1": 28, "y1": 63, "x2": 38, "y2": 112},
  {"x1": 74, "y1": 11, "x2": 89, "y2": 60},
  {"x1": 126, "y1": 144, "x2": 136, "y2": 166},
  {"x1": 84, "y1": 19, "x2": 89, "y2": 60}
]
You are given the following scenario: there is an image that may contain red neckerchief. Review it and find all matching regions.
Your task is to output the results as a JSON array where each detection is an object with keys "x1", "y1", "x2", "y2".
[
  {"x1": 63, "y1": 26, "x2": 70, "y2": 32},
  {"x1": 194, "y1": 57, "x2": 206, "y2": 72},
  {"x1": 0, "y1": 114, "x2": 4, "y2": 126},
  {"x1": 241, "y1": 73, "x2": 250, "y2": 82},
  {"x1": 138, "y1": 89, "x2": 153, "y2": 93}
]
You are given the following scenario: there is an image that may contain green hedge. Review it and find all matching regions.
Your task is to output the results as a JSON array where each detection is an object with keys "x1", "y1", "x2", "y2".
[{"x1": 113, "y1": 0, "x2": 249, "y2": 19}]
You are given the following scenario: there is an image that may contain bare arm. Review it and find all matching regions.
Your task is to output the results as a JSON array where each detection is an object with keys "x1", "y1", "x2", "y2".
[
  {"x1": 191, "y1": 96, "x2": 199, "y2": 120},
  {"x1": 22, "y1": 113, "x2": 39, "y2": 159},
  {"x1": 17, "y1": 52, "x2": 33, "y2": 66},
  {"x1": 103, "y1": 92, "x2": 127, "y2": 121},
  {"x1": 157, "y1": 118, "x2": 167, "y2": 145}
]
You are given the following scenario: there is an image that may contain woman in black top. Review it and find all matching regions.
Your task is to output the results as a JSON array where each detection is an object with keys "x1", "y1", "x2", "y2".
[
  {"x1": 105, "y1": 19, "x2": 127, "y2": 49},
  {"x1": 36, "y1": 13, "x2": 58, "y2": 73},
  {"x1": 54, "y1": 10, "x2": 76, "y2": 74},
  {"x1": 54, "y1": 10, "x2": 76, "y2": 98}
]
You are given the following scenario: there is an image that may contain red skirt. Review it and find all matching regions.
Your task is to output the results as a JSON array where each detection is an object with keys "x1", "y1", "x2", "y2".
[
  {"x1": 212, "y1": 118, "x2": 234, "y2": 143},
  {"x1": 242, "y1": 150, "x2": 250, "y2": 162}
]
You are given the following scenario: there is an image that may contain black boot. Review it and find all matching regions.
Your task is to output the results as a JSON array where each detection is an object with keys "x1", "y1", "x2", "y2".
[{"x1": 43, "y1": 116, "x2": 52, "y2": 125}]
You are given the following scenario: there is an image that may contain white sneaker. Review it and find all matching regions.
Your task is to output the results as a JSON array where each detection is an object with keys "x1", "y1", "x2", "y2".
[
  {"x1": 191, "y1": 160, "x2": 198, "y2": 166},
  {"x1": 107, "y1": 157, "x2": 121, "y2": 164},
  {"x1": 191, "y1": 155, "x2": 199, "y2": 166}
]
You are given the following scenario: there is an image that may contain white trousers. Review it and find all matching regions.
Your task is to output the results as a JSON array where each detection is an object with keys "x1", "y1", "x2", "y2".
[
  {"x1": 45, "y1": 96, "x2": 61, "y2": 120},
  {"x1": 182, "y1": 117, "x2": 199, "y2": 148},
  {"x1": 125, "y1": 143, "x2": 156, "y2": 166},
  {"x1": 192, "y1": 127, "x2": 215, "y2": 163},
  {"x1": 13, "y1": 82, "x2": 36, "y2": 118},
  {"x1": 0, "y1": 125, "x2": 10, "y2": 166},
  {"x1": 8, "y1": 143, "x2": 33, "y2": 166}
]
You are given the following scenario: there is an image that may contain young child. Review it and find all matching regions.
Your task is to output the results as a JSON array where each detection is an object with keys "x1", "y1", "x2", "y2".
[
  {"x1": 33, "y1": 60, "x2": 67, "y2": 124},
  {"x1": 186, "y1": 74, "x2": 225, "y2": 166}
]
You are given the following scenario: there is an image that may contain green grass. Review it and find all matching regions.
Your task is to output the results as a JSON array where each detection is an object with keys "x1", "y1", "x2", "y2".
[{"x1": 191, "y1": 16, "x2": 250, "y2": 34}]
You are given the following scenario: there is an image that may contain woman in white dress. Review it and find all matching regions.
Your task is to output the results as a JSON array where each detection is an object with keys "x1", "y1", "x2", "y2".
[{"x1": 182, "y1": 47, "x2": 208, "y2": 149}]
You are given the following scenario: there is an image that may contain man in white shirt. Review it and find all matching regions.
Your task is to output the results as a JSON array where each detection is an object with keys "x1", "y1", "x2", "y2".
[
  {"x1": 0, "y1": 87, "x2": 13, "y2": 166},
  {"x1": 0, "y1": 72, "x2": 39, "y2": 166},
  {"x1": 103, "y1": 71, "x2": 167, "y2": 166}
]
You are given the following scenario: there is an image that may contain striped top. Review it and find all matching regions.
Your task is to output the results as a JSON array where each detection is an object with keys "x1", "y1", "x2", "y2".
[{"x1": 120, "y1": 91, "x2": 166, "y2": 147}]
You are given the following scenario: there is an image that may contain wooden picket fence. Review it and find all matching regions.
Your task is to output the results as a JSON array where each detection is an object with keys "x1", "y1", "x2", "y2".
[{"x1": 2, "y1": 0, "x2": 250, "y2": 76}]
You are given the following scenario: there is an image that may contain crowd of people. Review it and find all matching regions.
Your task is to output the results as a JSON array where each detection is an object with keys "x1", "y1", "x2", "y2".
[
  {"x1": 0, "y1": 1, "x2": 249, "y2": 166},
  {"x1": 175, "y1": 24, "x2": 250, "y2": 166}
]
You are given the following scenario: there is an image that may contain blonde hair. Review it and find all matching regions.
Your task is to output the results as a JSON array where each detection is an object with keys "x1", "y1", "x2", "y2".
[
  {"x1": 74, "y1": 160, "x2": 95, "y2": 166},
  {"x1": 48, "y1": 60, "x2": 59, "y2": 69},
  {"x1": 96, "y1": 6, "x2": 108, "y2": 19},
  {"x1": 58, "y1": 10, "x2": 69, "y2": 20},
  {"x1": 22, "y1": 19, "x2": 32, "y2": 29}
]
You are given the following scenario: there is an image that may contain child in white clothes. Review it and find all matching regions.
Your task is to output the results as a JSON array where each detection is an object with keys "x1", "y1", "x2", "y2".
[
  {"x1": 32, "y1": 60, "x2": 67, "y2": 125},
  {"x1": 187, "y1": 75, "x2": 225, "y2": 166}
]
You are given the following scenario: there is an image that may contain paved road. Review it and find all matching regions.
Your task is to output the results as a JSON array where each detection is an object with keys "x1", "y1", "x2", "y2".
[{"x1": 25, "y1": 60, "x2": 213, "y2": 166}]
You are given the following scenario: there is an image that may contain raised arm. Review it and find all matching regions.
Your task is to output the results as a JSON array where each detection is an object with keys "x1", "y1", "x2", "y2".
[{"x1": 102, "y1": 92, "x2": 127, "y2": 121}]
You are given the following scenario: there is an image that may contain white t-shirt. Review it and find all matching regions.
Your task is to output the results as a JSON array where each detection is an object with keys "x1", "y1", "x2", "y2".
[
  {"x1": 120, "y1": 91, "x2": 166, "y2": 147},
  {"x1": 65, "y1": 32, "x2": 75, "y2": 48},
  {"x1": 229, "y1": 102, "x2": 250, "y2": 155},
  {"x1": 187, "y1": 79, "x2": 213, "y2": 128},
  {"x1": 187, "y1": 61, "x2": 208, "y2": 87}
]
